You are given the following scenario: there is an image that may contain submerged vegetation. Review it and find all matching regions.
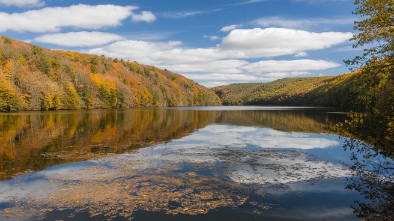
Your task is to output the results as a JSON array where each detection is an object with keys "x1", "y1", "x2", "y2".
[{"x1": 0, "y1": 37, "x2": 221, "y2": 111}]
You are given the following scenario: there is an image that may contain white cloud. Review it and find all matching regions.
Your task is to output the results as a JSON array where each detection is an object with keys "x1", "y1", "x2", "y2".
[
  {"x1": 160, "y1": 11, "x2": 204, "y2": 19},
  {"x1": 219, "y1": 28, "x2": 353, "y2": 58},
  {"x1": 242, "y1": 59, "x2": 340, "y2": 73},
  {"x1": 0, "y1": 0, "x2": 44, "y2": 7},
  {"x1": 253, "y1": 16, "x2": 355, "y2": 30},
  {"x1": 34, "y1": 31, "x2": 125, "y2": 47},
  {"x1": 203, "y1": 35, "x2": 220, "y2": 41},
  {"x1": 220, "y1": 24, "x2": 243, "y2": 32},
  {"x1": 184, "y1": 73, "x2": 257, "y2": 81},
  {"x1": 160, "y1": 9, "x2": 221, "y2": 19},
  {"x1": 233, "y1": 0, "x2": 266, "y2": 5},
  {"x1": 92, "y1": 28, "x2": 352, "y2": 64},
  {"x1": 88, "y1": 27, "x2": 351, "y2": 86},
  {"x1": 90, "y1": 40, "x2": 231, "y2": 67},
  {"x1": 295, "y1": 51, "x2": 308, "y2": 57},
  {"x1": 263, "y1": 72, "x2": 309, "y2": 78},
  {"x1": 202, "y1": 82, "x2": 230, "y2": 88},
  {"x1": 0, "y1": 4, "x2": 136, "y2": 33},
  {"x1": 89, "y1": 40, "x2": 187, "y2": 65},
  {"x1": 118, "y1": 31, "x2": 175, "y2": 41},
  {"x1": 131, "y1": 11, "x2": 156, "y2": 23},
  {"x1": 181, "y1": 59, "x2": 339, "y2": 87},
  {"x1": 169, "y1": 60, "x2": 248, "y2": 74}
]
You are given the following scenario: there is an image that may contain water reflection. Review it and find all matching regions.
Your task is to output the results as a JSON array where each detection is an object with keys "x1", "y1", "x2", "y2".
[
  {"x1": 0, "y1": 107, "x2": 362, "y2": 220},
  {"x1": 0, "y1": 109, "x2": 219, "y2": 181},
  {"x1": 180, "y1": 125, "x2": 340, "y2": 149},
  {"x1": 0, "y1": 108, "x2": 343, "y2": 181},
  {"x1": 343, "y1": 138, "x2": 394, "y2": 221},
  {"x1": 339, "y1": 112, "x2": 394, "y2": 221}
]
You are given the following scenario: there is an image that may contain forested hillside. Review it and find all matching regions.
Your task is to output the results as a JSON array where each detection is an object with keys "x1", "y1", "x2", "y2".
[
  {"x1": 213, "y1": 73, "x2": 357, "y2": 108},
  {"x1": 0, "y1": 37, "x2": 221, "y2": 111}
]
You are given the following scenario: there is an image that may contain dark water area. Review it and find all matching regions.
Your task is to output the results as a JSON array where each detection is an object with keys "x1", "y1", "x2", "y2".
[{"x1": 0, "y1": 107, "x2": 392, "y2": 220}]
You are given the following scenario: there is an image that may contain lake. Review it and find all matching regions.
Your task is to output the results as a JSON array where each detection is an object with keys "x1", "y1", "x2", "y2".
[{"x1": 0, "y1": 107, "x2": 389, "y2": 220}]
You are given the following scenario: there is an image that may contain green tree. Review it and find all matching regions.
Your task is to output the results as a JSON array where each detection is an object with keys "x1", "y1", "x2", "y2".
[
  {"x1": 346, "y1": 0, "x2": 393, "y2": 70},
  {"x1": 4, "y1": 38, "x2": 12, "y2": 45},
  {"x1": 345, "y1": 0, "x2": 394, "y2": 113},
  {"x1": 341, "y1": 2, "x2": 394, "y2": 220},
  {"x1": 90, "y1": 57, "x2": 98, "y2": 74}
]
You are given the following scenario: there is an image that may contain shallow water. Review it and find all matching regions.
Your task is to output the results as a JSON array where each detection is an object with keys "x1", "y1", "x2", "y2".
[{"x1": 0, "y1": 107, "x2": 368, "y2": 220}]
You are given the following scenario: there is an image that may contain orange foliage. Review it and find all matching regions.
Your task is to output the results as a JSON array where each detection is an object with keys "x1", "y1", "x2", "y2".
[{"x1": 0, "y1": 36, "x2": 221, "y2": 111}]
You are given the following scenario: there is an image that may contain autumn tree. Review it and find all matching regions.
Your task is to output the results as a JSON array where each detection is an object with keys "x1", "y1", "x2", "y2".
[
  {"x1": 347, "y1": 0, "x2": 393, "y2": 67},
  {"x1": 0, "y1": 80, "x2": 20, "y2": 111},
  {"x1": 342, "y1": 1, "x2": 394, "y2": 220},
  {"x1": 341, "y1": 0, "x2": 394, "y2": 159},
  {"x1": 0, "y1": 36, "x2": 221, "y2": 111},
  {"x1": 345, "y1": 0, "x2": 394, "y2": 113},
  {"x1": 343, "y1": 0, "x2": 394, "y2": 144}
]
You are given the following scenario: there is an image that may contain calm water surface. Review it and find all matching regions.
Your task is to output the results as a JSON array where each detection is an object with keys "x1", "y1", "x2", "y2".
[{"x1": 0, "y1": 107, "x2": 371, "y2": 220}]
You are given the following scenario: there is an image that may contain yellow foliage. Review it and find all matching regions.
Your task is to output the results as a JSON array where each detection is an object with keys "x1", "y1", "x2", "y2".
[
  {"x1": 0, "y1": 36, "x2": 221, "y2": 111},
  {"x1": 3, "y1": 60, "x2": 14, "y2": 78}
]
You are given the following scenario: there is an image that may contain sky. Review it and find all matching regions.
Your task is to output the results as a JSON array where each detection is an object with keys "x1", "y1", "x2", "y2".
[{"x1": 0, "y1": 0, "x2": 361, "y2": 87}]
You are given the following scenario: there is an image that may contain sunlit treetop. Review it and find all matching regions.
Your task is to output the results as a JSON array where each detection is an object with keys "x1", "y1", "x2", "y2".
[{"x1": 348, "y1": 0, "x2": 394, "y2": 69}]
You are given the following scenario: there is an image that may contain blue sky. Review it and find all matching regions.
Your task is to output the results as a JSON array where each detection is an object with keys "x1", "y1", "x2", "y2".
[{"x1": 0, "y1": 0, "x2": 360, "y2": 87}]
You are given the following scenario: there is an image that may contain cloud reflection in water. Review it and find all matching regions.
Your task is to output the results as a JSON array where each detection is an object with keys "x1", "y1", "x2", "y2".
[{"x1": 0, "y1": 125, "x2": 352, "y2": 220}]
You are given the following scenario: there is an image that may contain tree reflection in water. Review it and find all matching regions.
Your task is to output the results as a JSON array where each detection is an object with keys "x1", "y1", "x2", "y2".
[
  {"x1": 4, "y1": 107, "x2": 392, "y2": 220},
  {"x1": 340, "y1": 113, "x2": 394, "y2": 220}
]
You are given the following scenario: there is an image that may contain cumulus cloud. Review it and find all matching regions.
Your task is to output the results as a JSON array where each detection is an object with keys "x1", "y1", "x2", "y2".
[
  {"x1": 184, "y1": 73, "x2": 258, "y2": 81},
  {"x1": 34, "y1": 31, "x2": 125, "y2": 47},
  {"x1": 253, "y1": 16, "x2": 354, "y2": 30},
  {"x1": 131, "y1": 11, "x2": 156, "y2": 23},
  {"x1": 90, "y1": 28, "x2": 351, "y2": 63},
  {"x1": 219, "y1": 28, "x2": 353, "y2": 58},
  {"x1": 242, "y1": 59, "x2": 340, "y2": 73},
  {"x1": 173, "y1": 60, "x2": 338, "y2": 87},
  {"x1": 89, "y1": 40, "x2": 187, "y2": 65},
  {"x1": 0, "y1": 4, "x2": 136, "y2": 32},
  {"x1": 0, "y1": 0, "x2": 44, "y2": 7},
  {"x1": 262, "y1": 72, "x2": 309, "y2": 79},
  {"x1": 89, "y1": 27, "x2": 351, "y2": 87},
  {"x1": 169, "y1": 60, "x2": 249, "y2": 74},
  {"x1": 203, "y1": 82, "x2": 230, "y2": 88},
  {"x1": 220, "y1": 24, "x2": 243, "y2": 32}
]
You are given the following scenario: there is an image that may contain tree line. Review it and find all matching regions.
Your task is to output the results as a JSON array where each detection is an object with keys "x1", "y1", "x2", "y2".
[
  {"x1": 0, "y1": 37, "x2": 221, "y2": 111},
  {"x1": 213, "y1": 73, "x2": 358, "y2": 108}
]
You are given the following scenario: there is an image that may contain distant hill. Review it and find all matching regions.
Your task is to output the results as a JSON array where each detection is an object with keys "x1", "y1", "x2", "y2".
[
  {"x1": 213, "y1": 73, "x2": 358, "y2": 108},
  {"x1": 0, "y1": 36, "x2": 221, "y2": 111}
]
